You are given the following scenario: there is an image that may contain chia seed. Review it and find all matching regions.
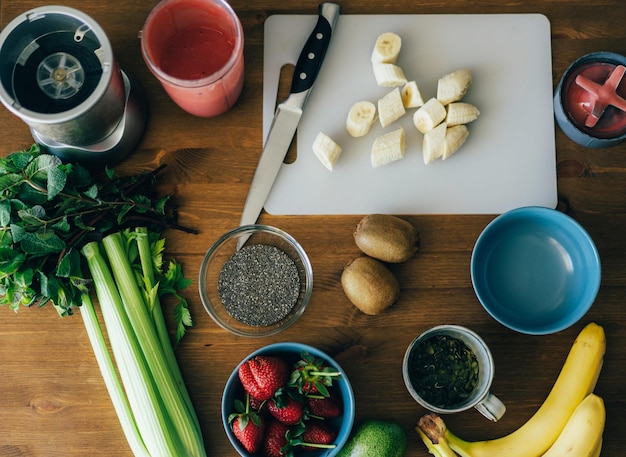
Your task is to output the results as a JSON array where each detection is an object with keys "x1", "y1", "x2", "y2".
[{"x1": 218, "y1": 244, "x2": 301, "y2": 326}]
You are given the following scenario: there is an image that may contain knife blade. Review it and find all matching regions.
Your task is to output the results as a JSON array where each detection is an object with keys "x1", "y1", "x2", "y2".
[{"x1": 239, "y1": 3, "x2": 340, "y2": 232}]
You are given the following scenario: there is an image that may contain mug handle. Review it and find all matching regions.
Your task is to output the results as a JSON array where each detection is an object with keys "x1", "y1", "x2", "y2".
[{"x1": 474, "y1": 392, "x2": 506, "y2": 421}]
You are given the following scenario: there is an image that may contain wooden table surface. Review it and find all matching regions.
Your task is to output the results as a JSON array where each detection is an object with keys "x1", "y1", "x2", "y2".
[{"x1": 1, "y1": 1, "x2": 625, "y2": 456}]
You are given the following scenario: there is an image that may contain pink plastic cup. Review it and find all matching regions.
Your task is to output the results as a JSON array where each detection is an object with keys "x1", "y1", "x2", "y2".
[{"x1": 140, "y1": 0, "x2": 244, "y2": 117}]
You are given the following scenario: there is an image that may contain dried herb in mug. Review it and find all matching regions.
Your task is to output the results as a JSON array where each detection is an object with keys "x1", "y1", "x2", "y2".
[{"x1": 408, "y1": 334, "x2": 479, "y2": 408}]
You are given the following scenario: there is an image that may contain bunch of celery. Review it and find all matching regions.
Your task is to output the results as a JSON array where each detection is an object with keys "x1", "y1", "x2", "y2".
[
  {"x1": 0, "y1": 145, "x2": 205, "y2": 456},
  {"x1": 81, "y1": 228, "x2": 205, "y2": 457}
]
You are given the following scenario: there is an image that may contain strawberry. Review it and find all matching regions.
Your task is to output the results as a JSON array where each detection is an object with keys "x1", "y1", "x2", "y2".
[
  {"x1": 305, "y1": 393, "x2": 342, "y2": 419},
  {"x1": 262, "y1": 419, "x2": 292, "y2": 457},
  {"x1": 268, "y1": 394, "x2": 305, "y2": 425},
  {"x1": 239, "y1": 355, "x2": 289, "y2": 401},
  {"x1": 228, "y1": 394, "x2": 265, "y2": 453},
  {"x1": 290, "y1": 420, "x2": 337, "y2": 452},
  {"x1": 289, "y1": 352, "x2": 342, "y2": 397}
]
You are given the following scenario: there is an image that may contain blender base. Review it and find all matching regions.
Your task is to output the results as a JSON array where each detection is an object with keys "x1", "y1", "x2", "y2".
[{"x1": 32, "y1": 69, "x2": 147, "y2": 167}]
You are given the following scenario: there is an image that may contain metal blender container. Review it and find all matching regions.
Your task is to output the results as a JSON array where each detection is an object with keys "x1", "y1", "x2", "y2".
[{"x1": 0, "y1": 6, "x2": 146, "y2": 165}]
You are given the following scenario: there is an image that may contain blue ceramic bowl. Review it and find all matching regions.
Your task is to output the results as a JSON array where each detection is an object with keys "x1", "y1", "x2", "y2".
[
  {"x1": 471, "y1": 207, "x2": 601, "y2": 335},
  {"x1": 222, "y1": 342, "x2": 355, "y2": 456}
]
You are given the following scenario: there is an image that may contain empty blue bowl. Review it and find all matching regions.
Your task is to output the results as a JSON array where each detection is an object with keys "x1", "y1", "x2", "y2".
[{"x1": 471, "y1": 207, "x2": 601, "y2": 335}]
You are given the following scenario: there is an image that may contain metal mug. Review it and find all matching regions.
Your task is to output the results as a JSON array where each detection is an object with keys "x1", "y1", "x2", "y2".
[{"x1": 403, "y1": 324, "x2": 506, "y2": 422}]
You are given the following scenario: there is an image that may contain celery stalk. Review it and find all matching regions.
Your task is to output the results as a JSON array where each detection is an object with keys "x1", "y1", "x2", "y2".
[
  {"x1": 134, "y1": 227, "x2": 201, "y2": 433},
  {"x1": 79, "y1": 293, "x2": 150, "y2": 457},
  {"x1": 102, "y1": 232, "x2": 206, "y2": 457},
  {"x1": 81, "y1": 241, "x2": 182, "y2": 457}
]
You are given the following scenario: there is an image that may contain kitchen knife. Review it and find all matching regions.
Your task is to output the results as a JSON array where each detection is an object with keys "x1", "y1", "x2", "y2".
[{"x1": 239, "y1": 3, "x2": 340, "y2": 232}]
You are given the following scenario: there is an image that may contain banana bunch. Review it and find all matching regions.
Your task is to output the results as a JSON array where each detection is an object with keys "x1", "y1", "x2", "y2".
[{"x1": 416, "y1": 322, "x2": 607, "y2": 457}]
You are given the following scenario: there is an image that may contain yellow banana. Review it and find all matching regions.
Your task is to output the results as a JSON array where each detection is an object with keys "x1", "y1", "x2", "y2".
[
  {"x1": 417, "y1": 322, "x2": 606, "y2": 457},
  {"x1": 542, "y1": 393, "x2": 605, "y2": 457},
  {"x1": 591, "y1": 438, "x2": 602, "y2": 457}
]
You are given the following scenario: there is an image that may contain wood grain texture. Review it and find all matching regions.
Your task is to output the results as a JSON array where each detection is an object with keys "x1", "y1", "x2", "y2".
[{"x1": 1, "y1": 1, "x2": 625, "y2": 456}]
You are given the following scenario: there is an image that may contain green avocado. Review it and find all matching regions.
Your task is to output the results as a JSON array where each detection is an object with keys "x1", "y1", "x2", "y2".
[{"x1": 337, "y1": 418, "x2": 407, "y2": 457}]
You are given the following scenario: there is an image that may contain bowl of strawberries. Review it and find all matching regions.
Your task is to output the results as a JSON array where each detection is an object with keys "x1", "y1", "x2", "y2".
[{"x1": 222, "y1": 342, "x2": 355, "y2": 456}]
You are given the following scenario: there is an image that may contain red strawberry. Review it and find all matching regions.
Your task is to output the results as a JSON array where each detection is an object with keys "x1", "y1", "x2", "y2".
[
  {"x1": 228, "y1": 395, "x2": 265, "y2": 453},
  {"x1": 268, "y1": 395, "x2": 305, "y2": 425},
  {"x1": 305, "y1": 393, "x2": 342, "y2": 419},
  {"x1": 239, "y1": 355, "x2": 289, "y2": 401},
  {"x1": 262, "y1": 419, "x2": 292, "y2": 457},
  {"x1": 289, "y1": 352, "x2": 342, "y2": 397},
  {"x1": 300, "y1": 420, "x2": 337, "y2": 451}
]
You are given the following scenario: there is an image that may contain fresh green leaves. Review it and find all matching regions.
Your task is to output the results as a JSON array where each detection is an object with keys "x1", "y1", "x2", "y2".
[{"x1": 0, "y1": 144, "x2": 195, "y2": 320}]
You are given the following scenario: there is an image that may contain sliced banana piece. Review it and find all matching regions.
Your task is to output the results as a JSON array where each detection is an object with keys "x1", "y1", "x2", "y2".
[
  {"x1": 312, "y1": 131, "x2": 342, "y2": 171},
  {"x1": 378, "y1": 88, "x2": 406, "y2": 128},
  {"x1": 373, "y1": 63, "x2": 408, "y2": 87},
  {"x1": 371, "y1": 32, "x2": 402, "y2": 64},
  {"x1": 437, "y1": 68, "x2": 473, "y2": 105},
  {"x1": 443, "y1": 124, "x2": 469, "y2": 160},
  {"x1": 422, "y1": 122, "x2": 447, "y2": 164},
  {"x1": 413, "y1": 97, "x2": 446, "y2": 134},
  {"x1": 346, "y1": 101, "x2": 377, "y2": 137},
  {"x1": 401, "y1": 81, "x2": 424, "y2": 109},
  {"x1": 445, "y1": 102, "x2": 480, "y2": 126},
  {"x1": 371, "y1": 127, "x2": 405, "y2": 168}
]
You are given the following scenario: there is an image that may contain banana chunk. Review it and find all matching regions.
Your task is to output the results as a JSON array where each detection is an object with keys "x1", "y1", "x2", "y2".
[
  {"x1": 446, "y1": 102, "x2": 480, "y2": 126},
  {"x1": 443, "y1": 124, "x2": 470, "y2": 160},
  {"x1": 371, "y1": 127, "x2": 405, "y2": 167},
  {"x1": 401, "y1": 81, "x2": 425, "y2": 109},
  {"x1": 422, "y1": 122, "x2": 447, "y2": 164},
  {"x1": 378, "y1": 88, "x2": 406, "y2": 128},
  {"x1": 371, "y1": 32, "x2": 402, "y2": 64},
  {"x1": 413, "y1": 98, "x2": 446, "y2": 134},
  {"x1": 437, "y1": 68, "x2": 473, "y2": 105},
  {"x1": 373, "y1": 63, "x2": 408, "y2": 87},
  {"x1": 312, "y1": 132, "x2": 342, "y2": 171},
  {"x1": 346, "y1": 101, "x2": 377, "y2": 137}
]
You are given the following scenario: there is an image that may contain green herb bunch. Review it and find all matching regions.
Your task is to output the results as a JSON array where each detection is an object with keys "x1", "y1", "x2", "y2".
[{"x1": 0, "y1": 144, "x2": 194, "y2": 320}]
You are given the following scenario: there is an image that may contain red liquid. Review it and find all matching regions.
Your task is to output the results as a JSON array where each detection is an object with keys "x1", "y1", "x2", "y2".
[
  {"x1": 160, "y1": 26, "x2": 235, "y2": 81},
  {"x1": 142, "y1": 0, "x2": 244, "y2": 117}
]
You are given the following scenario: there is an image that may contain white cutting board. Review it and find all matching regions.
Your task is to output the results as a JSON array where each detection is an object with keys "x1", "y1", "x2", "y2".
[{"x1": 262, "y1": 14, "x2": 557, "y2": 215}]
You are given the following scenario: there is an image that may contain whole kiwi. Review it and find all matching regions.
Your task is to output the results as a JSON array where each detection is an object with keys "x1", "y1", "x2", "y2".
[
  {"x1": 341, "y1": 256, "x2": 400, "y2": 315},
  {"x1": 354, "y1": 214, "x2": 419, "y2": 263}
]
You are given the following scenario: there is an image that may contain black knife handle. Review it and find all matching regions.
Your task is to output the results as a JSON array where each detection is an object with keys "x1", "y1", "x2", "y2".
[{"x1": 290, "y1": 2, "x2": 340, "y2": 95}]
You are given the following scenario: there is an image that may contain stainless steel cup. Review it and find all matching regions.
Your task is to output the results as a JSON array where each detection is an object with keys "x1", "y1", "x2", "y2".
[
  {"x1": 0, "y1": 6, "x2": 146, "y2": 165},
  {"x1": 403, "y1": 325, "x2": 506, "y2": 421}
]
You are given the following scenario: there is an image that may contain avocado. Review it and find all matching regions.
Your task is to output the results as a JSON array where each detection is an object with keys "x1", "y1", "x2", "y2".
[{"x1": 337, "y1": 418, "x2": 407, "y2": 457}]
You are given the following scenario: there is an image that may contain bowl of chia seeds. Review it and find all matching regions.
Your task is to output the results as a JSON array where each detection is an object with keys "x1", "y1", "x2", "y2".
[{"x1": 198, "y1": 224, "x2": 313, "y2": 337}]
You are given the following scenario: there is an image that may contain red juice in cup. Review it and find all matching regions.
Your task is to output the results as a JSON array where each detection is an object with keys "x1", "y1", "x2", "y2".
[{"x1": 141, "y1": 0, "x2": 244, "y2": 117}]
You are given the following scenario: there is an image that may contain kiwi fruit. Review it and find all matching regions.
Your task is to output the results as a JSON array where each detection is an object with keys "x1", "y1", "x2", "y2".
[
  {"x1": 354, "y1": 214, "x2": 419, "y2": 263},
  {"x1": 341, "y1": 256, "x2": 400, "y2": 315}
]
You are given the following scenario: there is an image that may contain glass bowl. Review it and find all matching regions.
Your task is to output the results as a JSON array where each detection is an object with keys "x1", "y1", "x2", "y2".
[{"x1": 198, "y1": 224, "x2": 313, "y2": 337}]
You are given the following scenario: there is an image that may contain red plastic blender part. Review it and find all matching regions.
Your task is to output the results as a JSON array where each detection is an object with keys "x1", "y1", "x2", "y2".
[{"x1": 563, "y1": 62, "x2": 626, "y2": 138}]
